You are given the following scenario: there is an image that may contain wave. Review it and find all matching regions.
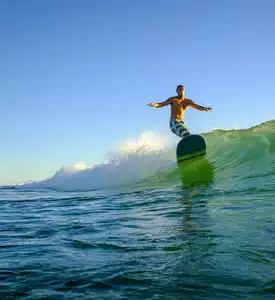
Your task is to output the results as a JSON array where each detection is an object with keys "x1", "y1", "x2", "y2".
[
  {"x1": 16, "y1": 131, "x2": 174, "y2": 191},
  {"x1": 7, "y1": 120, "x2": 275, "y2": 192}
]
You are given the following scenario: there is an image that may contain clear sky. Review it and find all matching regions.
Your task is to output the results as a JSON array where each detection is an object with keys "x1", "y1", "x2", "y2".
[{"x1": 1, "y1": 0, "x2": 275, "y2": 185}]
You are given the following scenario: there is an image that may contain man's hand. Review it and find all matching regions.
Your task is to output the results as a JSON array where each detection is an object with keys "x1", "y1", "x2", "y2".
[
  {"x1": 205, "y1": 107, "x2": 212, "y2": 111},
  {"x1": 147, "y1": 103, "x2": 156, "y2": 107}
]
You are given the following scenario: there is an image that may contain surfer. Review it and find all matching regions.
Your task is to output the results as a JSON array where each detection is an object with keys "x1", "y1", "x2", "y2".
[{"x1": 147, "y1": 85, "x2": 212, "y2": 139}]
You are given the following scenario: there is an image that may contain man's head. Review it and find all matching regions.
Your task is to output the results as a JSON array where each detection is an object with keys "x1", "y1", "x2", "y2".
[{"x1": 176, "y1": 85, "x2": 185, "y2": 97}]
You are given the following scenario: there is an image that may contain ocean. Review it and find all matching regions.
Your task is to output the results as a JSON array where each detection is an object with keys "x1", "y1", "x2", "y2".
[{"x1": 1, "y1": 120, "x2": 275, "y2": 299}]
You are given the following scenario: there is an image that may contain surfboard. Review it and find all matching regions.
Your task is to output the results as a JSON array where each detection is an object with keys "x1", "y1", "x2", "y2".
[
  {"x1": 177, "y1": 135, "x2": 214, "y2": 185},
  {"x1": 176, "y1": 134, "x2": 206, "y2": 164}
]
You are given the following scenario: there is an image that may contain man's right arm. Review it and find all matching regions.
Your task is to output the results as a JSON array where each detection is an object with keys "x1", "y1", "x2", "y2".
[
  {"x1": 185, "y1": 98, "x2": 212, "y2": 111},
  {"x1": 147, "y1": 97, "x2": 172, "y2": 108}
]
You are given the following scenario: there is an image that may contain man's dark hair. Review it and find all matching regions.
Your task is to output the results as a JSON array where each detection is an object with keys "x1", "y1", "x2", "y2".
[{"x1": 176, "y1": 85, "x2": 184, "y2": 92}]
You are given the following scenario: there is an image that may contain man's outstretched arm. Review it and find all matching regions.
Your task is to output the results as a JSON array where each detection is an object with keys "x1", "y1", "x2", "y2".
[
  {"x1": 186, "y1": 99, "x2": 212, "y2": 111},
  {"x1": 147, "y1": 98, "x2": 172, "y2": 108}
]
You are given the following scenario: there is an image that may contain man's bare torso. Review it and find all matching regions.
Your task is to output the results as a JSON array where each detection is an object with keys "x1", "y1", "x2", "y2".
[
  {"x1": 170, "y1": 96, "x2": 189, "y2": 121},
  {"x1": 147, "y1": 85, "x2": 212, "y2": 125}
]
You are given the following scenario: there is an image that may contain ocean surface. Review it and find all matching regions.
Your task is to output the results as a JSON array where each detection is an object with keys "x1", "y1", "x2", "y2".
[{"x1": 1, "y1": 120, "x2": 275, "y2": 299}]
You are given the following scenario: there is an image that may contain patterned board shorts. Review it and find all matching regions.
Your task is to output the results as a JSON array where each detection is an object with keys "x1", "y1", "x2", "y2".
[{"x1": 170, "y1": 119, "x2": 191, "y2": 139}]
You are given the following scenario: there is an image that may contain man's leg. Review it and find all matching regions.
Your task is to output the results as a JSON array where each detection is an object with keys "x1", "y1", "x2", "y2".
[{"x1": 170, "y1": 120, "x2": 191, "y2": 139}]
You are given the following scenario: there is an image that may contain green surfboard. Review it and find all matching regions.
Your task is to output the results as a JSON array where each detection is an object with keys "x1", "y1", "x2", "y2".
[
  {"x1": 177, "y1": 135, "x2": 215, "y2": 185},
  {"x1": 176, "y1": 134, "x2": 206, "y2": 163}
]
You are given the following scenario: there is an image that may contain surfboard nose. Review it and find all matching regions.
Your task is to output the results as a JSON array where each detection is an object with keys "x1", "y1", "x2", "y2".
[{"x1": 176, "y1": 134, "x2": 206, "y2": 163}]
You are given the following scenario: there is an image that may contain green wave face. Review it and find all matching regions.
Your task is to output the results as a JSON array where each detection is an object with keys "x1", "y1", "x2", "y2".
[{"x1": 135, "y1": 120, "x2": 275, "y2": 189}]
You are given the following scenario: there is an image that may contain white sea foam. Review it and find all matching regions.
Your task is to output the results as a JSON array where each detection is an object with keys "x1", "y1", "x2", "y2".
[{"x1": 20, "y1": 131, "x2": 175, "y2": 191}]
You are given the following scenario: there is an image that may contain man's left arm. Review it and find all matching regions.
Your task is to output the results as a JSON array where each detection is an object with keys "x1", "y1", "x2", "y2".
[{"x1": 185, "y1": 98, "x2": 212, "y2": 111}]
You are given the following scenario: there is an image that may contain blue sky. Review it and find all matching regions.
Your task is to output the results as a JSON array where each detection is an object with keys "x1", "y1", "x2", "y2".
[{"x1": 1, "y1": 0, "x2": 275, "y2": 185}]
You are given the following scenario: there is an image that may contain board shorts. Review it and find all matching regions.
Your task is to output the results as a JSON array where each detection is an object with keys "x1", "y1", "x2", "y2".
[{"x1": 170, "y1": 119, "x2": 191, "y2": 139}]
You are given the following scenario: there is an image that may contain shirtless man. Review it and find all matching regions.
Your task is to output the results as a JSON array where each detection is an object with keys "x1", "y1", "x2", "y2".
[{"x1": 147, "y1": 85, "x2": 212, "y2": 139}]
